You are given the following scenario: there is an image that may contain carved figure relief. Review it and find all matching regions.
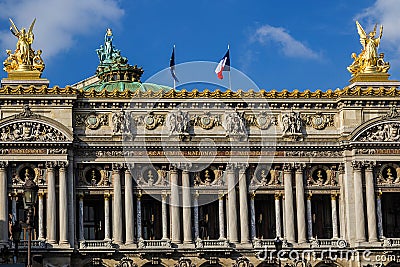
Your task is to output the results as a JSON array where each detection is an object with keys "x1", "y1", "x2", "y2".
[
  {"x1": 78, "y1": 165, "x2": 111, "y2": 186},
  {"x1": 112, "y1": 110, "x2": 134, "y2": 135},
  {"x1": 233, "y1": 257, "x2": 254, "y2": 267},
  {"x1": 358, "y1": 122, "x2": 400, "y2": 142},
  {"x1": 0, "y1": 121, "x2": 68, "y2": 142},
  {"x1": 174, "y1": 258, "x2": 195, "y2": 267},
  {"x1": 251, "y1": 167, "x2": 281, "y2": 186},
  {"x1": 222, "y1": 111, "x2": 247, "y2": 140},
  {"x1": 281, "y1": 111, "x2": 303, "y2": 140},
  {"x1": 166, "y1": 109, "x2": 190, "y2": 138}
]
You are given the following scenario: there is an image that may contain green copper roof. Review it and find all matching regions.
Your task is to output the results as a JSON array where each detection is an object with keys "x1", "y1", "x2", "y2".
[{"x1": 82, "y1": 81, "x2": 173, "y2": 92}]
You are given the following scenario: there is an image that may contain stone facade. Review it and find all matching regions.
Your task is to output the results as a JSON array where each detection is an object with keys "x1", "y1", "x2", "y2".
[{"x1": 1, "y1": 26, "x2": 400, "y2": 267}]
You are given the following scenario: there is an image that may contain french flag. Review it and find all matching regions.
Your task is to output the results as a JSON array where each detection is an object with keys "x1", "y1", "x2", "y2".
[{"x1": 215, "y1": 49, "x2": 230, "y2": 79}]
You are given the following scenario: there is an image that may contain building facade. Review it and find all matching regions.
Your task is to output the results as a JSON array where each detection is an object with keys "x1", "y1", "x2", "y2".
[{"x1": 1, "y1": 22, "x2": 400, "y2": 267}]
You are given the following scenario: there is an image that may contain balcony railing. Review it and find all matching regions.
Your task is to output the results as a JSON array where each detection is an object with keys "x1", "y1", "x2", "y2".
[
  {"x1": 137, "y1": 239, "x2": 172, "y2": 249},
  {"x1": 18, "y1": 240, "x2": 46, "y2": 249},
  {"x1": 383, "y1": 238, "x2": 400, "y2": 247},
  {"x1": 195, "y1": 239, "x2": 230, "y2": 248},
  {"x1": 253, "y1": 239, "x2": 275, "y2": 248},
  {"x1": 79, "y1": 240, "x2": 114, "y2": 249},
  {"x1": 310, "y1": 239, "x2": 347, "y2": 248}
]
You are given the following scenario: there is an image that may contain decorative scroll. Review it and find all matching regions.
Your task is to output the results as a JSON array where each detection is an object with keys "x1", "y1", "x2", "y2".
[
  {"x1": 302, "y1": 113, "x2": 334, "y2": 130},
  {"x1": 246, "y1": 112, "x2": 277, "y2": 130},
  {"x1": 75, "y1": 112, "x2": 108, "y2": 129},
  {"x1": 192, "y1": 112, "x2": 221, "y2": 130}
]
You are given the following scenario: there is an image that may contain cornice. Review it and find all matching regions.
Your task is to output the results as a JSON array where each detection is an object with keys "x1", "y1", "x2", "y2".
[{"x1": 0, "y1": 84, "x2": 399, "y2": 99}]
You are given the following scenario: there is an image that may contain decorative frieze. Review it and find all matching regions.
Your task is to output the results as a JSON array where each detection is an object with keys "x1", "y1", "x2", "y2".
[{"x1": 222, "y1": 111, "x2": 247, "y2": 141}]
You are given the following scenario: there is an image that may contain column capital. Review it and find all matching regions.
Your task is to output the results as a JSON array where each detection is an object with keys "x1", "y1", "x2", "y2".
[
  {"x1": 112, "y1": 163, "x2": 123, "y2": 171},
  {"x1": 0, "y1": 161, "x2": 8, "y2": 169},
  {"x1": 58, "y1": 161, "x2": 69, "y2": 169},
  {"x1": 104, "y1": 193, "x2": 111, "y2": 200},
  {"x1": 364, "y1": 161, "x2": 376, "y2": 171},
  {"x1": 123, "y1": 163, "x2": 134, "y2": 170},
  {"x1": 237, "y1": 163, "x2": 249, "y2": 172},
  {"x1": 46, "y1": 161, "x2": 58, "y2": 169},
  {"x1": 331, "y1": 193, "x2": 338, "y2": 200},
  {"x1": 250, "y1": 191, "x2": 256, "y2": 199},
  {"x1": 282, "y1": 163, "x2": 293, "y2": 172},
  {"x1": 226, "y1": 162, "x2": 237, "y2": 171},
  {"x1": 193, "y1": 190, "x2": 200, "y2": 200},
  {"x1": 172, "y1": 163, "x2": 192, "y2": 171},
  {"x1": 376, "y1": 190, "x2": 383, "y2": 199},
  {"x1": 294, "y1": 163, "x2": 306, "y2": 172},
  {"x1": 274, "y1": 192, "x2": 282, "y2": 200},
  {"x1": 351, "y1": 160, "x2": 364, "y2": 170},
  {"x1": 137, "y1": 190, "x2": 143, "y2": 200},
  {"x1": 338, "y1": 163, "x2": 345, "y2": 174},
  {"x1": 161, "y1": 192, "x2": 169, "y2": 201},
  {"x1": 78, "y1": 192, "x2": 85, "y2": 200},
  {"x1": 306, "y1": 192, "x2": 313, "y2": 200}
]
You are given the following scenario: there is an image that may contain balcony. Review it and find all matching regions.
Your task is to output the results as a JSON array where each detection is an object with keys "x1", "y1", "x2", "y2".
[
  {"x1": 382, "y1": 238, "x2": 400, "y2": 247},
  {"x1": 137, "y1": 239, "x2": 172, "y2": 249},
  {"x1": 195, "y1": 239, "x2": 230, "y2": 249},
  {"x1": 79, "y1": 240, "x2": 114, "y2": 250},
  {"x1": 310, "y1": 239, "x2": 347, "y2": 248},
  {"x1": 18, "y1": 240, "x2": 46, "y2": 249}
]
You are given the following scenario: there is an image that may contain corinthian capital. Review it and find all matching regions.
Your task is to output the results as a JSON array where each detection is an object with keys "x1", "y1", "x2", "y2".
[
  {"x1": 294, "y1": 163, "x2": 306, "y2": 172},
  {"x1": 282, "y1": 163, "x2": 293, "y2": 172},
  {"x1": 0, "y1": 161, "x2": 8, "y2": 169},
  {"x1": 363, "y1": 161, "x2": 376, "y2": 171},
  {"x1": 351, "y1": 160, "x2": 363, "y2": 170}
]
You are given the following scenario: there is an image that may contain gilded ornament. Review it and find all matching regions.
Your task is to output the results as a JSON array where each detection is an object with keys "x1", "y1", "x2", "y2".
[
  {"x1": 3, "y1": 18, "x2": 45, "y2": 78},
  {"x1": 347, "y1": 21, "x2": 390, "y2": 76}
]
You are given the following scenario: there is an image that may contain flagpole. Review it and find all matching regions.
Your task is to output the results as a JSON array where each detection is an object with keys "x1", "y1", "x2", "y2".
[
  {"x1": 227, "y1": 44, "x2": 232, "y2": 91},
  {"x1": 173, "y1": 44, "x2": 176, "y2": 90}
]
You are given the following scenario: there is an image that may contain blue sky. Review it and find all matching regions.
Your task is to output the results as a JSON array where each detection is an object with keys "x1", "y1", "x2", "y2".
[{"x1": 1, "y1": 0, "x2": 400, "y2": 91}]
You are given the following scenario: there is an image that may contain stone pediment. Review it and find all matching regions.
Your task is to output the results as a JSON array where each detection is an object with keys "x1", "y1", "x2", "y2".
[
  {"x1": 354, "y1": 121, "x2": 400, "y2": 142},
  {"x1": 0, "y1": 106, "x2": 73, "y2": 143}
]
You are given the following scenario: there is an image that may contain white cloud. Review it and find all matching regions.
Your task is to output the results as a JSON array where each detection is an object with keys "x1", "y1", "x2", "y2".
[
  {"x1": 252, "y1": 24, "x2": 320, "y2": 59},
  {"x1": 355, "y1": 0, "x2": 400, "y2": 52},
  {"x1": 0, "y1": 0, "x2": 124, "y2": 61}
]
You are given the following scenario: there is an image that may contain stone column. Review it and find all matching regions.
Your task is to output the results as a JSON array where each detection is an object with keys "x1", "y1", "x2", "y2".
[
  {"x1": 124, "y1": 168, "x2": 134, "y2": 245},
  {"x1": 249, "y1": 192, "x2": 256, "y2": 240},
  {"x1": 104, "y1": 194, "x2": 111, "y2": 241},
  {"x1": 295, "y1": 163, "x2": 306, "y2": 244},
  {"x1": 306, "y1": 193, "x2": 313, "y2": 240},
  {"x1": 352, "y1": 161, "x2": 366, "y2": 242},
  {"x1": 112, "y1": 163, "x2": 123, "y2": 245},
  {"x1": 78, "y1": 193, "x2": 84, "y2": 241},
  {"x1": 137, "y1": 192, "x2": 142, "y2": 239},
  {"x1": 67, "y1": 157, "x2": 75, "y2": 248},
  {"x1": 46, "y1": 161, "x2": 57, "y2": 244},
  {"x1": 0, "y1": 161, "x2": 7, "y2": 245},
  {"x1": 376, "y1": 191, "x2": 383, "y2": 239},
  {"x1": 193, "y1": 191, "x2": 199, "y2": 240},
  {"x1": 182, "y1": 167, "x2": 192, "y2": 244},
  {"x1": 170, "y1": 166, "x2": 181, "y2": 244},
  {"x1": 283, "y1": 163, "x2": 295, "y2": 243},
  {"x1": 338, "y1": 164, "x2": 346, "y2": 239},
  {"x1": 364, "y1": 161, "x2": 378, "y2": 242},
  {"x1": 274, "y1": 193, "x2": 282, "y2": 238},
  {"x1": 59, "y1": 162, "x2": 69, "y2": 246},
  {"x1": 162, "y1": 192, "x2": 169, "y2": 240},
  {"x1": 218, "y1": 193, "x2": 226, "y2": 240},
  {"x1": 331, "y1": 194, "x2": 338, "y2": 239},
  {"x1": 238, "y1": 164, "x2": 250, "y2": 244},
  {"x1": 226, "y1": 163, "x2": 238, "y2": 243}
]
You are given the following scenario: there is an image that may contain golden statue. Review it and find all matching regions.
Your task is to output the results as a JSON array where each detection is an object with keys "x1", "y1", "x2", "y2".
[
  {"x1": 347, "y1": 21, "x2": 390, "y2": 76},
  {"x1": 3, "y1": 18, "x2": 45, "y2": 76}
]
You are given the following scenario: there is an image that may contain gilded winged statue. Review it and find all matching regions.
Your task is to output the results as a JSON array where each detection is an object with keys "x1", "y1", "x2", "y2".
[
  {"x1": 3, "y1": 18, "x2": 45, "y2": 73},
  {"x1": 347, "y1": 21, "x2": 389, "y2": 75}
]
